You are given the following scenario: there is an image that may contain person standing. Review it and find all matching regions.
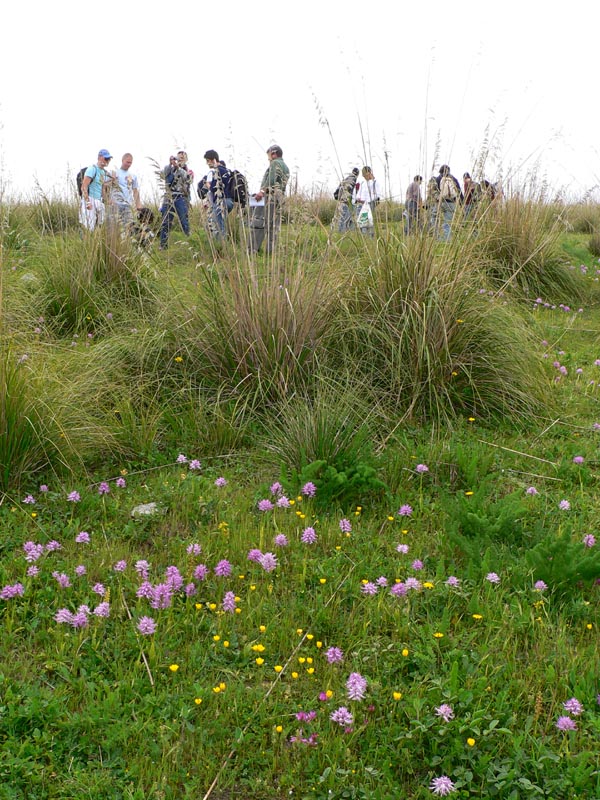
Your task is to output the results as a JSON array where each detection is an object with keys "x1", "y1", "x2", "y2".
[
  {"x1": 252, "y1": 145, "x2": 290, "y2": 253},
  {"x1": 202, "y1": 149, "x2": 233, "y2": 241},
  {"x1": 435, "y1": 165, "x2": 463, "y2": 241},
  {"x1": 110, "y1": 153, "x2": 142, "y2": 227},
  {"x1": 334, "y1": 167, "x2": 359, "y2": 233},
  {"x1": 353, "y1": 166, "x2": 379, "y2": 237},
  {"x1": 405, "y1": 175, "x2": 423, "y2": 234},
  {"x1": 159, "y1": 150, "x2": 193, "y2": 249},
  {"x1": 79, "y1": 148, "x2": 112, "y2": 231}
]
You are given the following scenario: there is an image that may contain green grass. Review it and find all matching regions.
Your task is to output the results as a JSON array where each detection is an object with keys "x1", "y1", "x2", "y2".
[{"x1": 1, "y1": 196, "x2": 600, "y2": 799}]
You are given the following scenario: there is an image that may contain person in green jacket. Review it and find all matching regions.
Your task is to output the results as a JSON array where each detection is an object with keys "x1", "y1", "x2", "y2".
[{"x1": 252, "y1": 145, "x2": 290, "y2": 253}]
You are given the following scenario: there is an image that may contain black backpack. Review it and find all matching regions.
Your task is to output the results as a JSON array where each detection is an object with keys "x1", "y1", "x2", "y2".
[
  {"x1": 76, "y1": 165, "x2": 97, "y2": 197},
  {"x1": 228, "y1": 170, "x2": 248, "y2": 207}
]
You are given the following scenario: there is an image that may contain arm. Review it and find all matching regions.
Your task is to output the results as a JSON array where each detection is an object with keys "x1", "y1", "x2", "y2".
[{"x1": 82, "y1": 176, "x2": 92, "y2": 206}]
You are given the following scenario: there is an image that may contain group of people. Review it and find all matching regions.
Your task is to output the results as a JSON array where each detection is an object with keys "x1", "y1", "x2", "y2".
[
  {"x1": 78, "y1": 144, "x2": 290, "y2": 254},
  {"x1": 404, "y1": 166, "x2": 499, "y2": 240},
  {"x1": 334, "y1": 166, "x2": 381, "y2": 236},
  {"x1": 333, "y1": 163, "x2": 499, "y2": 241}
]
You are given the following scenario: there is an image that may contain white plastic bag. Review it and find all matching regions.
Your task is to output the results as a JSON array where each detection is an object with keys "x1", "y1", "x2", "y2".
[{"x1": 357, "y1": 202, "x2": 373, "y2": 229}]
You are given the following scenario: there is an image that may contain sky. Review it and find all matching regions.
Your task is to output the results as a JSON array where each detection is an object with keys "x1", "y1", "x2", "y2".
[{"x1": 1, "y1": 0, "x2": 598, "y2": 203}]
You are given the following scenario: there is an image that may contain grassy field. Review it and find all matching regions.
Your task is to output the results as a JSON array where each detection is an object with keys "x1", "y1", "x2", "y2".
[{"x1": 1, "y1": 196, "x2": 600, "y2": 799}]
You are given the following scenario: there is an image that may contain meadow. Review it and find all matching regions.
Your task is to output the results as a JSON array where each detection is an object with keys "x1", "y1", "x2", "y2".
[{"x1": 1, "y1": 192, "x2": 600, "y2": 799}]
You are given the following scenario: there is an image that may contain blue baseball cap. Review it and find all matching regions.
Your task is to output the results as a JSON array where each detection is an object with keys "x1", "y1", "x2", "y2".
[{"x1": 98, "y1": 149, "x2": 112, "y2": 159}]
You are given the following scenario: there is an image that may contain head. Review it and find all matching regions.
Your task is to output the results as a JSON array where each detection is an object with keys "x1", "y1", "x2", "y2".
[
  {"x1": 439, "y1": 165, "x2": 450, "y2": 176},
  {"x1": 98, "y1": 148, "x2": 113, "y2": 168},
  {"x1": 362, "y1": 166, "x2": 374, "y2": 180},
  {"x1": 463, "y1": 172, "x2": 471, "y2": 182},
  {"x1": 267, "y1": 145, "x2": 283, "y2": 160},
  {"x1": 204, "y1": 149, "x2": 219, "y2": 167},
  {"x1": 121, "y1": 153, "x2": 133, "y2": 170},
  {"x1": 176, "y1": 151, "x2": 188, "y2": 166},
  {"x1": 352, "y1": 167, "x2": 360, "y2": 176},
  {"x1": 413, "y1": 175, "x2": 422, "y2": 183}
]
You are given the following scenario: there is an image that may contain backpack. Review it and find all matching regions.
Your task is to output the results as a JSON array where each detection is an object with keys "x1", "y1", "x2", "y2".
[
  {"x1": 77, "y1": 165, "x2": 97, "y2": 197},
  {"x1": 228, "y1": 170, "x2": 248, "y2": 207},
  {"x1": 440, "y1": 175, "x2": 459, "y2": 201}
]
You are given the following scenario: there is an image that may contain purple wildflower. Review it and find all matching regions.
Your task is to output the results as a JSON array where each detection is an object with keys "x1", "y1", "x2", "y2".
[
  {"x1": 150, "y1": 583, "x2": 173, "y2": 610},
  {"x1": 534, "y1": 580, "x2": 548, "y2": 591},
  {"x1": 276, "y1": 495, "x2": 291, "y2": 508},
  {"x1": 75, "y1": 531, "x2": 90, "y2": 544},
  {"x1": 116, "y1": 477, "x2": 126, "y2": 488},
  {"x1": 222, "y1": 591, "x2": 237, "y2": 613},
  {"x1": 435, "y1": 704, "x2": 454, "y2": 722},
  {"x1": 247, "y1": 548, "x2": 263, "y2": 562},
  {"x1": 486, "y1": 572, "x2": 500, "y2": 584},
  {"x1": 325, "y1": 647, "x2": 344, "y2": 664},
  {"x1": 93, "y1": 602, "x2": 110, "y2": 618},
  {"x1": 184, "y1": 582, "x2": 196, "y2": 596},
  {"x1": 525, "y1": 486, "x2": 539, "y2": 496},
  {"x1": 346, "y1": 672, "x2": 367, "y2": 701},
  {"x1": 137, "y1": 616, "x2": 157, "y2": 635},
  {"x1": 54, "y1": 608, "x2": 74, "y2": 624},
  {"x1": 52, "y1": 571, "x2": 71, "y2": 588},
  {"x1": 176, "y1": 453, "x2": 188, "y2": 464},
  {"x1": 559, "y1": 499, "x2": 571, "y2": 511},
  {"x1": 193, "y1": 564, "x2": 209, "y2": 581},
  {"x1": 188, "y1": 459, "x2": 201, "y2": 471},
  {"x1": 396, "y1": 543, "x2": 410, "y2": 554},
  {"x1": 445, "y1": 576, "x2": 460, "y2": 587},
  {"x1": 22, "y1": 495, "x2": 36, "y2": 505},
  {"x1": 563, "y1": 698, "x2": 583, "y2": 716},
  {"x1": 98, "y1": 482, "x2": 110, "y2": 495},
  {"x1": 214, "y1": 477, "x2": 227, "y2": 487},
  {"x1": 376, "y1": 576, "x2": 388, "y2": 586},
  {"x1": 583, "y1": 534, "x2": 596, "y2": 548},
  {"x1": 71, "y1": 609, "x2": 89, "y2": 628},
  {"x1": 67, "y1": 491, "x2": 80, "y2": 503},
  {"x1": 0, "y1": 583, "x2": 25, "y2": 600},
  {"x1": 113, "y1": 560, "x2": 127, "y2": 572},
  {"x1": 429, "y1": 776, "x2": 456, "y2": 796},
  {"x1": 269, "y1": 481, "x2": 283, "y2": 495},
  {"x1": 405, "y1": 577, "x2": 422, "y2": 591},
  {"x1": 296, "y1": 710, "x2": 317, "y2": 722},
  {"x1": 301, "y1": 527, "x2": 317, "y2": 544},
  {"x1": 339, "y1": 518, "x2": 352, "y2": 533},
  {"x1": 136, "y1": 581, "x2": 154, "y2": 599},
  {"x1": 572, "y1": 456, "x2": 584, "y2": 464},
  {"x1": 259, "y1": 552, "x2": 278, "y2": 573},
  {"x1": 398, "y1": 504, "x2": 413, "y2": 517},
  {"x1": 274, "y1": 534, "x2": 288, "y2": 547},
  {"x1": 301, "y1": 481, "x2": 317, "y2": 497},
  {"x1": 415, "y1": 464, "x2": 429, "y2": 474},
  {"x1": 214, "y1": 559, "x2": 232, "y2": 577},
  {"x1": 26, "y1": 566, "x2": 39, "y2": 577},
  {"x1": 257, "y1": 499, "x2": 274, "y2": 512},
  {"x1": 164, "y1": 566, "x2": 183, "y2": 591},
  {"x1": 330, "y1": 706, "x2": 354, "y2": 727},
  {"x1": 23, "y1": 541, "x2": 44, "y2": 562},
  {"x1": 361, "y1": 582, "x2": 378, "y2": 595},
  {"x1": 556, "y1": 716, "x2": 577, "y2": 731},
  {"x1": 74, "y1": 565, "x2": 86, "y2": 577},
  {"x1": 45, "y1": 541, "x2": 62, "y2": 552},
  {"x1": 92, "y1": 583, "x2": 106, "y2": 596},
  {"x1": 187, "y1": 543, "x2": 202, "y2": 555},
  {"x1": 411, "y1": 559, "x2": 424, "y2": 571},
  {"x1": 39, "y1": 484, "x2": 49, "y2": 493},
  {"x1": 135, "y1": 560, "x2": 150, "y2": 579},
  {"x1": 390, "y1": 582, "x2": 408, "y2": 596}
]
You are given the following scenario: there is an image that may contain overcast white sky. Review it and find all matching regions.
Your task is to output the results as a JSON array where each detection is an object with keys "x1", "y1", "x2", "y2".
[{"x1": 1, "y1": 0, "x2": 598, "y2": 202}]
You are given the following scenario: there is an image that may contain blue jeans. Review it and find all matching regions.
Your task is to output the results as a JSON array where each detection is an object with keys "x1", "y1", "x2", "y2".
[
  {"x1": 160, "y1": 195, "x2": 190, "y2": 247},
  {"x1": 208, "y1": 196, "x2": 234, "y2": 240},
  {"x1": 439, "y1": 200, "x2": 456, "y2": 241},
  {"x1": 337, "y1": 201, "x2": 354, "y2": 233},
  {"x1": 405, "y1": 200, "x2": 419, "y2": 234}
]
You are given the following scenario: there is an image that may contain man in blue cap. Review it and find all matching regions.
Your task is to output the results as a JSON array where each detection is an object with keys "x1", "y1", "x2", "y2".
[{"x1": 80, "y1": 149, "x2": 113, "y2": 231}]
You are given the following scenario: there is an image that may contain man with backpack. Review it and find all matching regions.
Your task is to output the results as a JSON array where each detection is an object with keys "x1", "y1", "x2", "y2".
[
  {"x1": 435, "y1": 165, "x2": 463, "y2": 241},
  {"x1": 201, "y1": 150, "x2": 234, "y2": 241},
  {"x1": 159, "y1": 151, "x2": 193, "y2": 249},
  {"x1": 79, "y1": 149, "x2": 113, "y2": 231},
  {"x1": 334, "y1": 167, "x2": 359, "y2": 233}
]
